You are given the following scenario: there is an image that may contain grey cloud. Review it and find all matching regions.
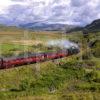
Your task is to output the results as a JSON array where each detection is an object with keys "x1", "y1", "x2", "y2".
[
  {"x1": 0, "y1": 0, "x2": 100, "y2": 26},
  {"x1": 70, "y1": 0, "x2": 89, "y2": 7}
]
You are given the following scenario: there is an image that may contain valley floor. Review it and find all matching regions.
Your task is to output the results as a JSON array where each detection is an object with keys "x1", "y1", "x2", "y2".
[{"x1": 0, "y1": 30, "x2": 100, "y2": 100}]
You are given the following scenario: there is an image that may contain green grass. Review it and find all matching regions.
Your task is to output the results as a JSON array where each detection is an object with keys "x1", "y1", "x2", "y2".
[
  {"x1": 0, "y1": 57, "x2": 99, "y2": 100},
  {"x1": 0, "y1": 43, "x2": 26, "y2": 51},
  {"x1": 0, "y1": 61, "x2": 85, "y2": 99},
  {"x1": 0, "y1": 29, "x2": 99, "y2": 100}
]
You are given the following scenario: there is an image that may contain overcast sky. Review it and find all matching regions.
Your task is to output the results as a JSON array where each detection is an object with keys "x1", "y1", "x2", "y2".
[{"x1": 0, "y1": 0, "x2": 100, "y2": 26}]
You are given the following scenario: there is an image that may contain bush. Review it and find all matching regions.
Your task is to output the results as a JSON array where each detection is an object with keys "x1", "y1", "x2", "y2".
[
  {"x1": 60, "y1": 94, "x2": 76, "y2": 100},
  {"x1": 30, "y1": 69, "x2": 67, "y2": 90},
  {"x1": 82, "y1": 52, "x2": 91, "y2": 60},
  {"x1": 59, "y1": 59, "x2": 85, "y2": 80},
  {"x1": 18, "y1": 62, "x2": 67, "y2": 93},
  {"x1": 93, "y1": 78, "x2": 100, "y2": 83},
  {"x1": 2, "y1": 52, "x2": 14, "y2": 57},
  {"x1": 85, "y1": 70, "x2": 98, "y2": 82},
  {"x1": 75, "y1": 83, "x2": 100, "y2": 92},
  {"x1": 19, "y1": 79, "x2": 30, "y2": 91},
  {"x1": 10, "y1": 48, "x2": 20, "y2": 51},
  {"x1": 92, "y1": 46, "x2": 100, "y2": 58}
]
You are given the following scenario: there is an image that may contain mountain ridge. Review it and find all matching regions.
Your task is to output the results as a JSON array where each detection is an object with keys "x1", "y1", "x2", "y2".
[
  {"x1": 0, "y1": 19, "x2": 100, "y2": 33},
  {"x1": 19, "y1": 22, "x2": 81, "y2": 32},
  {"x1": 84, "y1": 19, "x2": 100, "y2": 32}
]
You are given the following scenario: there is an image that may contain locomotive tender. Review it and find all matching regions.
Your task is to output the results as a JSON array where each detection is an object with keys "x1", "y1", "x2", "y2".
[{"x1": 0, "y1": 46, "x2": 79, "y2": 69}]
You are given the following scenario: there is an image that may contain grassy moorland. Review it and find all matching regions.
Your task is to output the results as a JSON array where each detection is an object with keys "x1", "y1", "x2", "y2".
[
  {"x1": 0, "y1": 29, "x2": 81, "y2": 56},
  {"x1": 0, "y1": 28, "x2": 100, "y2": 100}
]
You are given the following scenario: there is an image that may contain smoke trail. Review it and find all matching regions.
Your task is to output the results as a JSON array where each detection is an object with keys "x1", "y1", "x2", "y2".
[{"x1": 47, "y1": 39, "x2": 79, "y2": 49}]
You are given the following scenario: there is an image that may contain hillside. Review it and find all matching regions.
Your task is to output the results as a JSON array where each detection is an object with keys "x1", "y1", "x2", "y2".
[
  {"x1": 0, "y1": 28, "x2": 100, "y2": 100},
  {"x1": 0, "y1": 24, "x2": 23, "y2": 32},
  {"x1": 0, "y1": 19, "x2": 100, "y2": 33},
  {"x1": 85, "y1": 19, "x2": 100, "y2": 32},
  {"x1": 19, "y1": 22, "x2": 81, "y2": 31},
  {"x1": 67, "y1": 19, "x2": 100, "y2": 33}
]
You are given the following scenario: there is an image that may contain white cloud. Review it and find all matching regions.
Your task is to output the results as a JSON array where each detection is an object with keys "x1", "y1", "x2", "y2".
[
  {"x1": 0, "y1": 0, "x2": 26, "y2": 14},
  {"x1": 0, "y1": 0, "x2": 100, "y2": 26},
  {"x1": 0, "y1": 0, "x2": 12, "y2": 13}
]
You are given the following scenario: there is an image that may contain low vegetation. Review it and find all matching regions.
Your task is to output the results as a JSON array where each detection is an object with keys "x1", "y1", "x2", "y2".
[{"x1": 0, "y1": 29, "x2": 99, "y2": 100}]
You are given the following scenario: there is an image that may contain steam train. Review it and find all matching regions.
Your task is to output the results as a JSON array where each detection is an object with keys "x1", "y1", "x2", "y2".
[{"x1": 0, "y1": 46, "x2": 79, "y2": 69}]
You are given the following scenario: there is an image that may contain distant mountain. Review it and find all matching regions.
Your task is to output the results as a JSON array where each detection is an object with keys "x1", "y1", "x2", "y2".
[
  {"x1": 0, "y1": 24, "x2": 23, "y2": 32},
  {"x1": 1, "y1": 19, "x2": 100, "y2": 33},
  {"x1": 68, "y1": 19, "x2": 100, "y2": 33},
  {"x1": 84, "y1": 19, "x2": 100, "y2": 32},
  {"x1": 66, "y1": 27, "x2": 83, "y2": 33},
  {"x1": 19, "y1": 22, "x2": 80, "y2": 31}
]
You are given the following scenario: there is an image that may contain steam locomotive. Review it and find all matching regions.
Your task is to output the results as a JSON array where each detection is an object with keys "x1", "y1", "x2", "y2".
[{"x1": 0, "y1": 46, "x2": 79, "y2": 69}]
